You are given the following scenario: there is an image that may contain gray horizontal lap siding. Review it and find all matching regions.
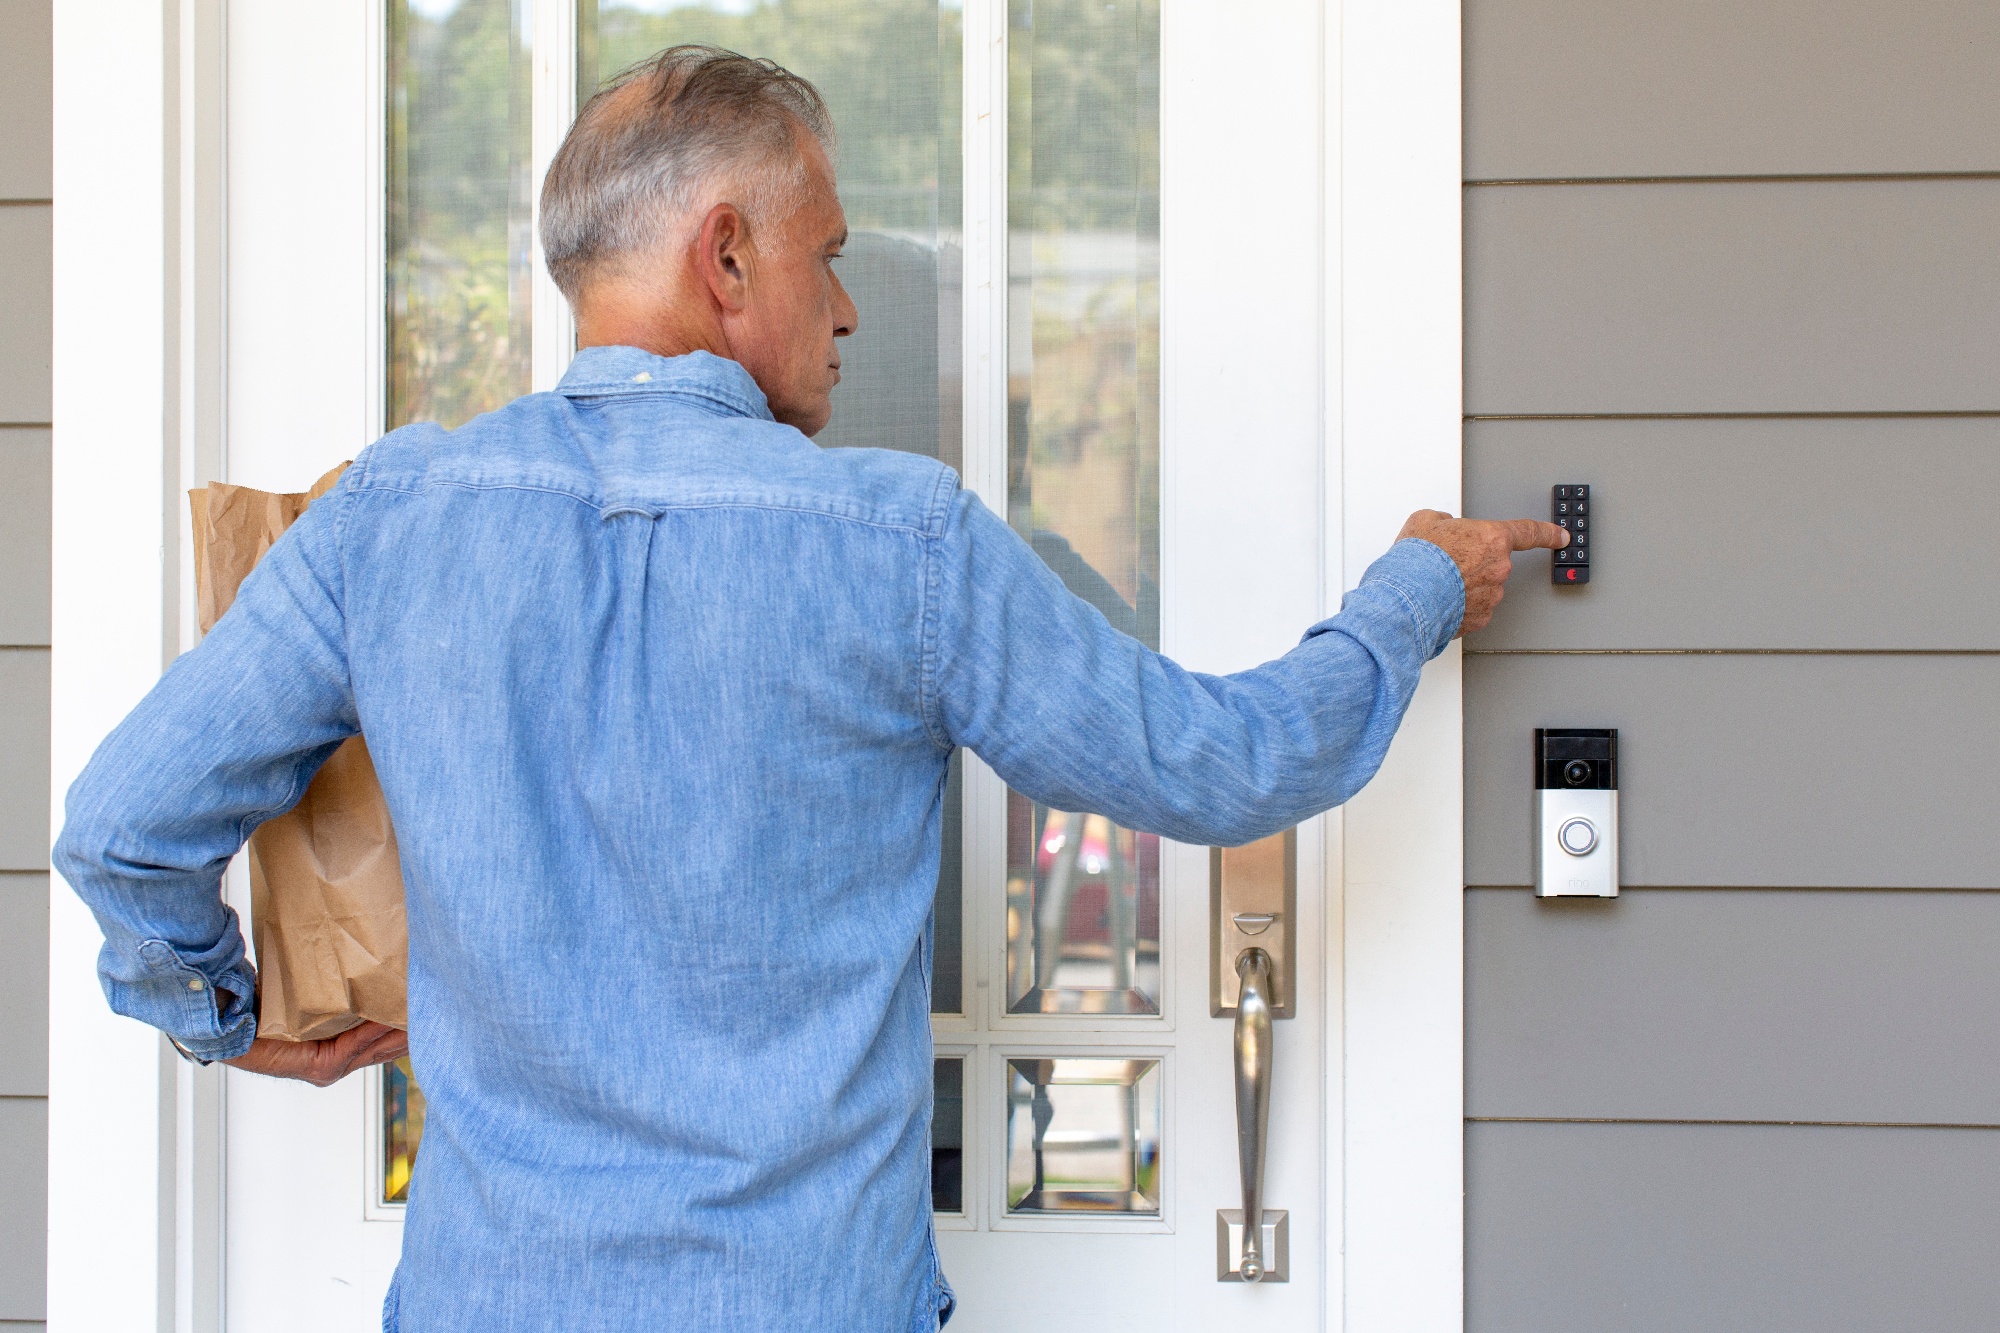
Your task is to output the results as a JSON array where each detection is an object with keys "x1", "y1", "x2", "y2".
[
  {"x1": 1464, "y1": 180, "x2": 2000, "y2": 416},
  {"x1": 0, "y1": 878, "x2": 44, "y2": 1098},
  {"x1": 1464, "y1": 652, "x2": 2000, "y2": 889},
  {"x1": 1462, "y1": 3, "x2": 2000, "y2": 1327},
  {"x1": 1464, "y1": 416, "x2": 2000, "y2": 651},
  {"x1": 2, "y1": 7, "x2": 49, "y2": 1329},
  {"x1": 0, "y1": 0, "x2": 52, "y2": 199},
  {"x1": 0, "y1": 652, "x2": 49, "y2": 872},
  {"x1": 1464, "y1": 0, "x2": 2000, "y2": 180},
  {"x1": 0, "y1": 1099, "x2": 42, "y2": 1322},
  {"x1": 0, "y1": 429, "x2": 49, "y2": 645},
  {"x1": 0, "y1": 208, "x2": 49, "y2": 426},
  {"x1": 1467, "y1": 888, "x2": 2000, "y2": 1125},
  {"x1": 1468, "y1": 1120, "x2": 2000, "y2": 1333}
]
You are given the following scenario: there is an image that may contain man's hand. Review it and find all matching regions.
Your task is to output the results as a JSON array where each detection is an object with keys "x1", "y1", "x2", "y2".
[
  {"x1": 1397, "y1": 510, "x2": 1570, "y2": 637},
  {"x1": 224, "y1": 1020, "x2": 409, "y2": 1087}
]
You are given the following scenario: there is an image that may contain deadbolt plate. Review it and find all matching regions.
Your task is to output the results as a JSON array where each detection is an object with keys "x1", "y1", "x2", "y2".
[{"x1": 1210, "y1": 827, "x2": 1297, "y2": 1018}]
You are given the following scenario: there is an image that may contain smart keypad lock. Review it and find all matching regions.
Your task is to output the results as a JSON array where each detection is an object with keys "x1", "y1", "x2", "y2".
[
  {"x1": 1534, "y1": 728, "x2": 1618, "y2": 898},
  {"x1": 1552, "y1": 484, "x2": 1591, "y2": 584}
]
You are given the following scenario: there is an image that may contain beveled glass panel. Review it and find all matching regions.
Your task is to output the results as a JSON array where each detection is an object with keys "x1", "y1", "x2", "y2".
[
  {"x1": 581, "y1": 0, "x2": 967, "y2": 1012},
  {"x1": 1006, "y1": 802, "x2": 1160, "y2": 1013},
  {"x1": 1003, "y1": 0, "x2": 1162, "y2": 1016},
  {"x1": 386, "y1": 0, "x2": 535, "y2": 429},
  {"x1": 382, "y1": 1055, "x2": 428, "y2": 1205},
  {"x1": 931, "y1": 1056, "x2": 964, "y2": 1214},
  {"x1": 1005, "y1": 1057, "x2": 1161, "y2": 1215}
]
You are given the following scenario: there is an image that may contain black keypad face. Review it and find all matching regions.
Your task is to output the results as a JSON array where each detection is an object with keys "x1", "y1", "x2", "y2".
[{"x1": 1552, "y1": 484, "x2": 1590, "y2": 585}]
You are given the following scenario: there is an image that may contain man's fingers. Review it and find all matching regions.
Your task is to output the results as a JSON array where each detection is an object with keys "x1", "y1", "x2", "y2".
[
  {"x1": 349, "y1": 1025, "x2": 410, "y2": 1068},
  {"x1": 340, "y1": 1020, "x2": 399, "y2": 1049},
  {"x1": 1501, "y1": 518, "x2": 1569, "y2": 551},
  {"x1": 356, "y1": 1030, "x2": 410, "y2": 1067},
  {"x1": 329, "y1": 1021, "x2": 409, "y2": 1073}
]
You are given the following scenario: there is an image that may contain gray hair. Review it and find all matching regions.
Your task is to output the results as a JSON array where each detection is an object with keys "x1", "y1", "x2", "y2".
[{"x1": 539, "y1": 45, "x2": 835, "y2": 301}]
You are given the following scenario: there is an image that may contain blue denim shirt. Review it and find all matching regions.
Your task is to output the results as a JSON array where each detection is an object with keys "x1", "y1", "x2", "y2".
[{"x1": 55, "y1": 347, "x2": 1463, "y2": 1333}]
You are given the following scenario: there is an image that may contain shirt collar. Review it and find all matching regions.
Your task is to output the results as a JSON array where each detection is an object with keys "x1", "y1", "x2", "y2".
[{"x1": 555, "y1": 347, "x2": 775, "y2": 422}]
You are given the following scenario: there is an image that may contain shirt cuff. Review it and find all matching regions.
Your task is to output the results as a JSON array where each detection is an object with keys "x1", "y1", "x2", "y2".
[
  {"x1": 106, "y1": 939, "x2": 259, "y2": 1063},
  {"x1": 1356, "y1": 538, "x2": 1466, "y2": 659}
]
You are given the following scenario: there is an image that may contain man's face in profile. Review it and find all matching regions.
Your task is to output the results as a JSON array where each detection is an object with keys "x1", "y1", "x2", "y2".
[{"x1": 730, "y1": 132, "x2": 857, "y2": 437}]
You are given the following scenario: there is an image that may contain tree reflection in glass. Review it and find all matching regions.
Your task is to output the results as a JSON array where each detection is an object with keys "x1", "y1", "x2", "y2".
[{"x1": 386, "y1": 0, "x2": 535, "y2": 430}]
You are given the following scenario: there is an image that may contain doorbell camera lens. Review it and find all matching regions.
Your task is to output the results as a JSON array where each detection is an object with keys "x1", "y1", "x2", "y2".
[{"x1": 1562, "y1": 759, "x2": 1593, "y2": 787}]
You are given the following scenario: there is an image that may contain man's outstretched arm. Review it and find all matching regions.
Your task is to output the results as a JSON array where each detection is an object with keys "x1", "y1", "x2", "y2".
[{"x1": 929, "y1": 488, "x2": 1563, "y2": 847}]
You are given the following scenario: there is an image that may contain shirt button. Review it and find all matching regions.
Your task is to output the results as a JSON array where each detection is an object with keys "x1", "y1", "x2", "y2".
[{"x1": 188, "y1": 978, "x2": 205, "y2": 991}]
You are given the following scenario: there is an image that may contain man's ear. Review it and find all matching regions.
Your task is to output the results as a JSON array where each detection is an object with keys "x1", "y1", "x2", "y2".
[{"x1": 694, "y1": 202, "x2": 753, "y2": 313}]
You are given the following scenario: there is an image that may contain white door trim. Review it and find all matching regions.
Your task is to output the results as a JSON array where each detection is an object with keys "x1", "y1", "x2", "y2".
[
  {"x1": 1336, "y1": 1, "x2": 1466, "y2": 1329},
  {"x1": 49, "y1": 3, "x2": 1466, "y2": 1329},
  {"x1": 51, "y1": 2, "x2": 215, "y2": 1328}
]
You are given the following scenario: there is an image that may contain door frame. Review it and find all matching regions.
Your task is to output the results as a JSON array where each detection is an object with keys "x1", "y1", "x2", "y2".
[{"x1": 46, "y1": 1, "x2": 1462, "y2": 1328}]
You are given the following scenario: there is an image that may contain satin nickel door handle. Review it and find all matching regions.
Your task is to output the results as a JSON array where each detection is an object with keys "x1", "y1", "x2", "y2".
[
  {"x1": 1213, "y1": 831, "x2": 1291, "y2": 1281},
  {"x1": 1233, "y1": 946, "x2": 1274, "y2": 1282}
]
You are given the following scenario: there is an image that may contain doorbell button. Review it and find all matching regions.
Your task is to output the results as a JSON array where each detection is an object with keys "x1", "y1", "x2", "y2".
[{"x1": 1557, "y1": 817, "x2": 1598, "y2": 856}]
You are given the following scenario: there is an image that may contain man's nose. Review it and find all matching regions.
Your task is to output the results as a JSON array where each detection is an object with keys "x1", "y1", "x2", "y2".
[{"x1": 831, "y1": 269, "x2": 858, "y2": 339}]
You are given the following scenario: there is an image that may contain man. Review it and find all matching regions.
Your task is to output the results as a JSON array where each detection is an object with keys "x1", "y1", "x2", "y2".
[{"x1": 56, "y1": 46, "x2": 1565, "y2": 1333}]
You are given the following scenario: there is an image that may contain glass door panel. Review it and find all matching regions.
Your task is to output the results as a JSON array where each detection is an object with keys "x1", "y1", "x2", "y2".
[
  {"x1": 1004, "y1": 1057, "x2": 1162, "y2": 1215},
  {"x1": 1006, "y1": 803, "x2": 1160, "y2": 1013},
  {"x1": 386, "y1": 0, "x2": 536, "y2": 429},
  {"x1": 932, "y1": 1055, "x2": 967, "y2": 1214},
  {"x1": 1002, "y1": 0, "x2": 1162, "y2": 1017}
]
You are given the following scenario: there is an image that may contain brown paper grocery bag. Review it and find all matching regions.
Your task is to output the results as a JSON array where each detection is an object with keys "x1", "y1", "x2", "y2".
[{"x1": 191, "y1": 464, "x2": 408, "y2": 1041}]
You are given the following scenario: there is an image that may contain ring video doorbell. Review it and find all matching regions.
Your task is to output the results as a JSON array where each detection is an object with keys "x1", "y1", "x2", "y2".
[{"x1": 1535, "y1": 728, "x2": 1618, "y2": 898}]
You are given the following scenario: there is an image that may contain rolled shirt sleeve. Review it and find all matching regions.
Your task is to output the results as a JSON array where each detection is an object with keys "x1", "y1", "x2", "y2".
[
  {"x1": 929, "y1": 488, "x2": 1463, "y2": 848},
  {"x1": 52, "y1": 473, "x2": 364, "y2": 1060}
]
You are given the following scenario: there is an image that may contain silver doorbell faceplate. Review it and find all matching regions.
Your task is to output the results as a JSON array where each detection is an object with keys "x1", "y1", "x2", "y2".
[{"x1": 1534, "y1": 728, "x2": 1619, "y2": 898}]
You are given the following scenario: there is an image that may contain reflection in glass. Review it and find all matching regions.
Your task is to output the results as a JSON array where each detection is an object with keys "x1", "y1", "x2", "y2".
[
  {"x1": 383, "y1": 1055, "x2": 427, "y2": 1204},
  {"x1": 1006, "y1": 802, "x2": 1160, "y2": 1013},
  {"x1": 932, "y1": 752, "x2": 963, "y2": 1012},
  {"x1": 580, "y1": 0, "x2": 962, "y2": 466},
  {"x1": 1005, "y1": 1057, "x2": 1161, "y2": 1215},
  {"x1": 932, "y1": 1057, "x2": 964, "y2": 1213},
  {"x1": 1003, "y1": 0, "x2": 1162, "y2": 1015},
  {"x1": 580, "y1": 0, "x2": 967, "y2": 1013},
  {"x1": 387, "y1": 0, "x2": 535, "y2": 429}
]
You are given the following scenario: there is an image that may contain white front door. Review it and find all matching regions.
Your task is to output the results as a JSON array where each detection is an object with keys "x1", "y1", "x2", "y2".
[{"x1": 55, "y1": 2, "x2": 1459, "y2": 1329}]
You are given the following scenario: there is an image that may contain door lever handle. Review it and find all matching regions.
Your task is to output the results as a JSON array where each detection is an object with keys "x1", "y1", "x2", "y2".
[{"x1": 1233, "y1": 946, "x2": 1275, "y2": 1282}]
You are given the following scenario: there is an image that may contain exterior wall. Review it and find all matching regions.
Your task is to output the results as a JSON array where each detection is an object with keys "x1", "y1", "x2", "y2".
[
  {"x1": 0, "y1": 0, "x2": 51, "y2": 1328},
  {"x1": 1461, "y1": 3, "x2": 2000, "y2": 1330}
]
